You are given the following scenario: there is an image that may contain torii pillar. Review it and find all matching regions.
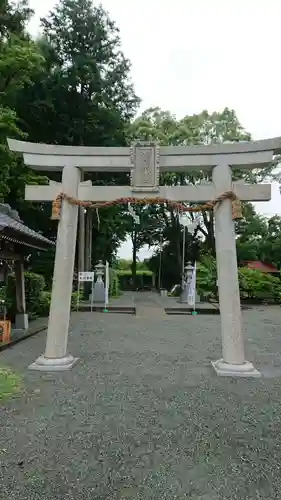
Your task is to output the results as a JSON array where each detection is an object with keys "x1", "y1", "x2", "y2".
[
  {"x1": 7, "y1": 137, "x2": 281, "y2": 375},
  {"x1": 34, "y1": 165, "x2": 80, "y2": 370}
]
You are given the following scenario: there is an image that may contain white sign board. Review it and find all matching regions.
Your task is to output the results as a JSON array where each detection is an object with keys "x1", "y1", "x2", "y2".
[
  {"x1": 77, "y1": 272, "x2": 95, "y2": 312},
  {"x1": 78, "y1": 272, "x2": 95, "y2": 282}
]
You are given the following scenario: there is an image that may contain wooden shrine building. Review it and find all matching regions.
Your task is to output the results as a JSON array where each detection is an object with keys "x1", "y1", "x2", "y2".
[{"x1": 0, "y1": 203, "x2": 54, "y2": 331}]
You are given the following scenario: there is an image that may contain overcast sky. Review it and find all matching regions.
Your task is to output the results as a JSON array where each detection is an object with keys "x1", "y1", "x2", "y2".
[{"x1": 28, "y1": 0, "x2": 281, "y2": 259}]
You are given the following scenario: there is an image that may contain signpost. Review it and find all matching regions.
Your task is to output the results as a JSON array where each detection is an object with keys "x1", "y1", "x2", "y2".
[
  {"x1": 179, "y1": 215, "x2": 200, "y2": 287},
  {"x1": 77, "y1": 271, "x2": 95, "y2": 312}
]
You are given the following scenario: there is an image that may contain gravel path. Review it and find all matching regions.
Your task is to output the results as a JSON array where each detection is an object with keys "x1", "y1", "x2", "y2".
[{"x1": 0, "y1": 307, "x2": 281, "y2": 499}]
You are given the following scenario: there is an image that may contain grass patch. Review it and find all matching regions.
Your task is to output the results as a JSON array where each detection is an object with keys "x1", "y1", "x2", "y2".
[{"x1": 0, "y1": 367, "x2": 22, "y2": 401}]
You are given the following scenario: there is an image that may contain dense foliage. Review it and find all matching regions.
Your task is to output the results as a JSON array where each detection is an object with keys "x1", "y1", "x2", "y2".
[
  {"x1": 129, "y1": 107, "x2": 279, "y2": 288},
  {"x1": 1, "y1": 0, "x2": 280, "y2": 309},
  {"x1": 196, "y1": 256, "x2": 281, "y2": 303},
  {"x1": 1, "y1": 0, "x2": 140, "y2": 288}
]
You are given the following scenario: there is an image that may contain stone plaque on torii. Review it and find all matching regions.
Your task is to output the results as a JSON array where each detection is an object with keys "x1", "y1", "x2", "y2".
[{"x1": 7, "y1": 137, "x2": 281, "y2": 377}]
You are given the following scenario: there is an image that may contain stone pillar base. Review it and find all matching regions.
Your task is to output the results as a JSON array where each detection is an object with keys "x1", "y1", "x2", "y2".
[
  {"x1": 28, "y1": 354, "x2": 78, "y2": 372},
  {"x1": 211, "y1": 359, "x2": 261, "y2": 378}
]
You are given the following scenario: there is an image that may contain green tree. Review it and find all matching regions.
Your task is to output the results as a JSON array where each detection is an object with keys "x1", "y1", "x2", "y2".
[
  {"x1": 235, "y1": 203, "x2": 281, "y2": 269},
  {"x1": 0, "y1": 0, "x2": 45, "y2": 202},
  {"x1": 0, "y1": 0, "x2": 33, "y2": 39},
  {"x1": 0, "y1": 36, "x2": 43, "y2": 99},
  {"x1": 130, "y1": 108, "x2": 250, "y2": 280},
  {"x1": 130, "y1": 107, "x2": 276, "y2": 285},
  {"x1": 119, "y1": 204, "x2": 162, "y2": 289},
  {"x1": 236, "y1": 203, "x2": 268, "y2": 262},
  {"x1": 10, "y1": 0, "x2": 140, "y2": 279},
  {"x1": 116, "y1": 259, "x2": 150, "y2": 271},
  {"x1": 262, "y1": 216, "x2": 281, "y2": 268},
  {"x1": 39, "y1": 0, "x2": 139, "y2": 146},
  {"x1": 239, "y1": 267, "x2": 281, "y2": 302}
]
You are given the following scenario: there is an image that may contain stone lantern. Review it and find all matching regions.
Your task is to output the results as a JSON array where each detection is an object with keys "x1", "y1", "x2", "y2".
[
  {"x1": 179, "y1": 262, "x2": 194, "y2": 303},
  {"x1": 93, "y1": 260, "x2": 105, "y2": 302}
]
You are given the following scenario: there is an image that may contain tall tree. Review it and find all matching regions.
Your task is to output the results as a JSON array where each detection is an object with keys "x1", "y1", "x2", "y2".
[
  {"x1": 39, "y1": 0, "x2": 139, "y2": 147},
  {"x1": 11, "y1": 0, "x2": 140, "y2": 278},
  {"x1": 0, "y1": 0, "x2": 33, "y2": 39},
  {"x1": 122, "y1": 205, "x2": 162, "y2": 289},
  {"x1": 236, "y1": 205, "x2": 281, "y2": 268},
  {"x1": 0, "y1": 0, "x2": 44, "y2": 202},
  {"x1": 130, "y1": 107, "x2": 276, "y2": 284}
]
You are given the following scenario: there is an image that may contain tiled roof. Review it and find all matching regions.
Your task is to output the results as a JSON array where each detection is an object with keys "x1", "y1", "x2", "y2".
[
  {"x1": 243, "y1": 261, "x2": 279, "y2": 273},
  {"x1": 0, "y1": 204, "x2": 54, "y2": 249}
]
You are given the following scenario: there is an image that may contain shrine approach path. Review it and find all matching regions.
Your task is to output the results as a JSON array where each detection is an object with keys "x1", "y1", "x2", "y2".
[{"x1": 1, "y1": 307, "x2": 281, "y2": 499}]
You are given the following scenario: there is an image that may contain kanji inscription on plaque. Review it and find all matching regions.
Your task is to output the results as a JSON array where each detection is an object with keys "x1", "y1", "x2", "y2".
[{"x1": 130, "y1": 142, "x2": 160, "y2": 192}]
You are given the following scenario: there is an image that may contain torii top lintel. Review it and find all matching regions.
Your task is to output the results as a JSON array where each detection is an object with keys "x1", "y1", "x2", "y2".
[{"x1": 7, "y1": 137, "x2": 281, "y2": 177}]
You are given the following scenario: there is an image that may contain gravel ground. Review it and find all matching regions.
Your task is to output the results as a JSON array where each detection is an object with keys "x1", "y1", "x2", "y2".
[{"x1": 0, "y1": 306, "x2": 281, "y2": 499}]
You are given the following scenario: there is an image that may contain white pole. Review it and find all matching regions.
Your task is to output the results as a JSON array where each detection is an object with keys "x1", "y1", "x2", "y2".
[
  {"x1": 104, "y1": 270, "x2": 107, "y2": 311},
  {"x1": 90, "y1": 274, "x2": 94, "y2": 313},
  {"x1": 193, "y1": 262, "x2": 197, "y2": 312},
  {"x1": 182, "y1": 228, "x2": 186, "y2": 287},
  {"x1": 104, "y1": 262, "x2": 109, "y2": 310},
  {"x1": 158, "y1": 235, "x2": 163, "y2": 292}
]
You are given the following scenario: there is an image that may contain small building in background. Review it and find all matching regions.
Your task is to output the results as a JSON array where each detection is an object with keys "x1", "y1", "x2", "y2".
[
  {"x1": 241, "y1": 260, "x2": 280, "y2": 276},
  {"x1": 0, "y1": 203, "x2": 54, "y2": 334}
]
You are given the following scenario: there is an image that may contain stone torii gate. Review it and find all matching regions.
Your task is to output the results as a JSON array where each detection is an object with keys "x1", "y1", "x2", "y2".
[{"x1": 8, "y1": 138, "x2": 281, "y2": 376}]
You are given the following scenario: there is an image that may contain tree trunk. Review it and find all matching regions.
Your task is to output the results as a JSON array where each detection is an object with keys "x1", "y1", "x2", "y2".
[
  {"x1": 201, "y1": 211, "x2": 216, "y2": 256},
  {"x1": 170, "y1": 209, "x2": 182, "y2": 276}
]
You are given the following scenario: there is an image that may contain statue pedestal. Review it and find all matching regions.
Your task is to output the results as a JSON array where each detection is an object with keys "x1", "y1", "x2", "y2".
[
  {"x1": 28, "y1": 355, "x2": 78, "y2": 372},
  {"x1": 92, "y1": 260, "x2": 106, "y2": 302},
  {"x1": 179, "y1": 290, "x2": 201, "y2": 304},
  {"x1": 211, "y1": 359, "x2": 261, "y2": 378},
  {"x1": 93, "y1": 281, "x2": 105, "y2": 302}
]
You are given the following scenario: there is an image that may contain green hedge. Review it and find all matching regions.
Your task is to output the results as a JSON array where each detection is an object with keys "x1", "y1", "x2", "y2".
[
  {"x1": 6, "y1": 272, "x2": 46, "y2": 320},
  {"x1": 238, "y1": 267, "x2": 281, "y2": 302},
  {"x1": 116, "y1": 269, "x2": 154, "y2": 290},
  {"x1": 3, "y1": 272, "x2": 82, "y2": 320},
  {"x1": 35, "y1": 290, "x2": 81, "y2": 316},
  {"x1": 109, "y1": 268, "x2": 121, "y2": 297},
  {"x1": 196, "y1": 256, "x2": 281, "y2": 303},
  {"x1": 116, "y1": 270, "x2": 153, "y2": 276}
]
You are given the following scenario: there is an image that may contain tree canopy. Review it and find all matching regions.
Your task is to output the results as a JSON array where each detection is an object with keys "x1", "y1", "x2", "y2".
[
  {"x1": 129, "y1": 107, "x2": 278, "y2": 287},
  {"x1": 1, "y1": 0, "x2": 141, "y2": 283},
  {"x1": 1, "y1": 0, "x2": 280, "y2": 294}
]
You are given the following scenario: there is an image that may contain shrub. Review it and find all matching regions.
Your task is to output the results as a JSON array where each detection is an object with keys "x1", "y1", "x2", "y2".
[
  {"x1": 31, "y1": 290, "x2": 83, "y2": 316},
  {"x1": 6, "y1": 272, "x2": 46, "y2": 320},
  {"x1": 195, "y1": 257, "x2": 281, "y2": 303},
  {"x1": 196, "y1": 256, "x2": 217, "y2": 299},
  {"x1": 71, "y1": 291, "x2": 83, "y2": 310},
  {"x1": 36, "y1": 290, "x2": 52, "y2": 316},
  {"x1": 109, "y1": 268, "x2": 121, "y2": 297},
  {"x1": 116, "y1": 269, "x2": 154, "y2": 290},
  {"x1": 238, "y1": 267, "x2": 281, "y2": 302},
  {"x1": 3, "y1": 272, "x2": 88, "y2": 319}
]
